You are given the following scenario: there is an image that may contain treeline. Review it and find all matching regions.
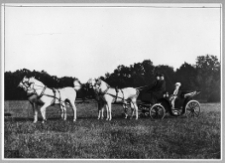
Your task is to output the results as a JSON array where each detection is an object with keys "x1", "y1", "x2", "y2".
[
  {"x1": 4, "y1": 69, "x2": 93, "y2": 100},
  {"x1": 5, "y1": 54, "x2": 220, "y2": 102},
  {"x1": 99, "y1": 54, "x2": 220, "y2": 102}
]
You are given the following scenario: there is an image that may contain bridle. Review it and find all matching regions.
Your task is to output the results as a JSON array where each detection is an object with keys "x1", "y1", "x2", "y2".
[
  {"x1": 22, "y1": 79, "x2": 47, "y2": 98},
  {"x1": 94, "y1": 79, "x2": 125, "y2": 103}
]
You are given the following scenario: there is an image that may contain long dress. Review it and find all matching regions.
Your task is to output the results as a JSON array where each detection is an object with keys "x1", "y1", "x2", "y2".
[{"x1": 140, "y1": 80, "x2": 166, "y2": 104}]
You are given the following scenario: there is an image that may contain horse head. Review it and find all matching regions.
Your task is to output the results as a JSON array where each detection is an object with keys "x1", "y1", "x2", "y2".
[
  {"x1": 87, "y1": 78, "x2": 94, "y2": 88},
  {"x1": 18, "y1": 77, "x2": 36, "y2": 95},
  {"x1": 18, "y1": 76, "x2": 30, "y2": 90},
  {"x1": 94, "y1": 79, "x2": 111, "y2": 94},
  {"x1": 95, "y1": 78, "x2": 102, "y2": 87},
  {"x1": 22, "y1": 76, "x2": 29, "y2": 83},
  {"x1": 18, "y1": 81, "x2": 26, "y2": 90}
]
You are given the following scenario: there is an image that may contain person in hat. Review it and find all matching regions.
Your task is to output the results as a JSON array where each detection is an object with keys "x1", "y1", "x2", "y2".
[
  {"x1": 150, "y1": 74, "x2": 167, "y2": 103},
  {"x1": 141, "y1": 73, "x2": 166, "y2": 104}
]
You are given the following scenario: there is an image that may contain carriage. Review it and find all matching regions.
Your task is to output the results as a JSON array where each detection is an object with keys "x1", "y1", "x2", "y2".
[{"x1": 137, "y1": 86, "x2": 201, "y2": 120}]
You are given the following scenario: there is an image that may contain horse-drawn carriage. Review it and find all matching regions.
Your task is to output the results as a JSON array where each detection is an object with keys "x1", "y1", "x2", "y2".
[{"x1": 137, "y1": 86, "x2": 201, "y2": 120}]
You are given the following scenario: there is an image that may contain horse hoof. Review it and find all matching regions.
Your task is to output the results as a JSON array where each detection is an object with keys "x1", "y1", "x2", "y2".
[{"x1": 33, "y1": 121, "x2": 37, "y2": 123}]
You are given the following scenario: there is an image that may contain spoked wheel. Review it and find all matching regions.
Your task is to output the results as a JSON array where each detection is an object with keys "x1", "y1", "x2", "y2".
[
  {"x1": 150, "y1": 103, "x2": 166, "y2": 120},
  {"x1": 185, "y1": 100, "x2": 200, "y2": 117}
]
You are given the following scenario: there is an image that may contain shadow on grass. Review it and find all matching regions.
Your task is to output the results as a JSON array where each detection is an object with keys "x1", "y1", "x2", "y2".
[{"x1": 4, "y1": 113, "x2": 189, "y2": 124}]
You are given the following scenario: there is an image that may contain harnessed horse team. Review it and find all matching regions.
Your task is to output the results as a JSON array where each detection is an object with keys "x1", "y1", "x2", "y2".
[{"x1": 18, "y1": 76, "x2": 147, "y2": 123}]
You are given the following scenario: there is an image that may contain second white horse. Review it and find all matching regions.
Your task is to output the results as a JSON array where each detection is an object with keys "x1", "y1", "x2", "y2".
[{"x1": 88, "y1": 78, "x2": 139, "y2": 121}]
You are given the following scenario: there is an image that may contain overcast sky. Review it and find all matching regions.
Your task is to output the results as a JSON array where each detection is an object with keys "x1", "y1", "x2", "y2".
[{"x1": 3, "y1": 3, "x2": 221, "y2": 83}]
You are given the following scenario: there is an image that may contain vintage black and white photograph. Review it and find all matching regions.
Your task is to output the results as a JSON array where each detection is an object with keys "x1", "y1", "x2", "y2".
[{"x1": 3, "y1": 3, "x2": 221, "y2": 159}]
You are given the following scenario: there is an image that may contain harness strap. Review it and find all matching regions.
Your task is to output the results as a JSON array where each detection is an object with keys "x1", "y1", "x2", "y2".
[
  {"x1": 121, "y1": 89, "x2": 125, "y2": 102},
  {"x1": 102, "y1": 86, "x2": 110, "y2": 95},
  {"x1": 114, "y1": 88, "x2": 119, "y2": 103},
  {"x1": 51, "y1": 89, "x2": 62, "y2": 105},
  {"x1": 57, "y1": 89, "x2": 61, "y2": 103},
  {"x1": 52, "y1": 89, "x2": 56, "y2": 104}
]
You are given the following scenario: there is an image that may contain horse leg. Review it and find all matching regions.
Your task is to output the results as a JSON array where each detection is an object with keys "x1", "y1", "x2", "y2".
[
  {"x1": 59, "y1": 103, "x2": 64, "y2": 119},
  {"x1": 101, "y1": 103, "x2": 104, "y2": 120},
  {"x1": 100, "y1": 101, "x2": 105, "y2": 120},
  {"x1": 33, "y1": 103, "x2": 38, "y2": 123},
  {"x1": 130, "y1": 101, "x2": 135, "y2": 119},
  {"x1": 61, "y1": 102, "x2": 67, "y2": 121},
  {"x1": 31, "y1": 101, "x2": 38, "y2": 123},
  {"x1": 134, "y1": 102, "x2": 139, "y2": 120},
  {"x1": 105, "y1": 104, "x2": 109, "y2": 121},
  {"x1": 123, "y1": 103, "x2": 128, "y2": 119},
  {"x1": 60, "y1": 107, "x2": 64, "y2": 119},
  {"x1": 40, "y1": 103, "x2": 49, "y2": 123},
  {"x1": 107, "y1": 102, "x2": 112, "y2": 121},
  {"x1": 70, "y1": 101, "x2": 77, "y2": 122},
  {"x1": 130, "y1": 106, "x2": 134, "y2": 119},
  {"x1": 97, "y1": 101, "x2": 101, "y2": 120}
]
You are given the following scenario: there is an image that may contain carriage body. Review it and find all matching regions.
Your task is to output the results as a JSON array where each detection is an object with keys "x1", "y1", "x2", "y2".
[{"x1": 137, "y1": 88, "x2": 201, "y2": 119}]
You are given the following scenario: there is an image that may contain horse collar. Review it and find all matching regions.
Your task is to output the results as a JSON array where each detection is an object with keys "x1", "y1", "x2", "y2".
[
  {"x1": 102, "y1": 86, "x2": 110, "y2": 95},
  {"x1": 38, "y1": 86, "x2": 47, "y2": 98}
]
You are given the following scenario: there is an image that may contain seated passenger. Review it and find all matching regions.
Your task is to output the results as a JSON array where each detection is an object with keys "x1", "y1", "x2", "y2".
[{"x1": 170, "y1": 82, "x2": 181, "y2": 110}]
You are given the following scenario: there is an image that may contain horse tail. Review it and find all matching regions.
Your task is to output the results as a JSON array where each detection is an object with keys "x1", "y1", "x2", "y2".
[
  {"x1": 135, "y1": 88, "x2": 140, "y2": 99},
  {"x1": 74, "y1": 80, "x2": 82, "y2": 91}
]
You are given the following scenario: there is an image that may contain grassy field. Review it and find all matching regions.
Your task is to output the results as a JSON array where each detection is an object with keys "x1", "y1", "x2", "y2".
[{"x1": 4, "y1": 101, "x2": 221, "y2": 159}]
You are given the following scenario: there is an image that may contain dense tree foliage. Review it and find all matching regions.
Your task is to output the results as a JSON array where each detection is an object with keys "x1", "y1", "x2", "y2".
[
  {"x1": 4, "y1": 69, "x2": 93, "y2": 100},
  {"x1": 5, "y1": 54, "x2": 220, "y2": 102},
  {"x1": 101, "y1": 55, "x2": 220, "y2": 102}
]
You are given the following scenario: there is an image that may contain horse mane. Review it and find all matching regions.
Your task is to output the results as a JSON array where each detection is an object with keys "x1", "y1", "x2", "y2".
[
  {"x1": 97, "y1": 79, "x2": 111, "y2": 88},
  {"x1": 29, "y1": 77, "x2": 45, "y2": 86}
]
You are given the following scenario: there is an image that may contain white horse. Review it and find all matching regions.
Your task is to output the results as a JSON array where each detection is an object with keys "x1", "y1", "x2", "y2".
[
  {"x1": 88, "y1": 78, "x2": 139, "y2": 121},
  {"x1": 18, "y1": 80, "x2": 67, "y2": 121},
  {"x1": 21, "y1": 76, "x2": 81, "y2": 123}
]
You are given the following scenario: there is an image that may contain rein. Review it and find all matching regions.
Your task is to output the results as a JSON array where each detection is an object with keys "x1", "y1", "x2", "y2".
[
  {"x1": 93, "y1": 79, "x2": 126, "y2": 103},
  {"x1": 27, "y1": 82, "x2": 62, "y2": 102},
  {"x1": 99, "y1": 84, "x2": 125, "y2": 103},
  {"x1": 28, "y1": 82, "x2": 47, "y2": 98}
]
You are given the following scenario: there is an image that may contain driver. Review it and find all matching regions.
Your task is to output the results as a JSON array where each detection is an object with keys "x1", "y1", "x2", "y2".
[
  {"x1": 141, "y1": 73, "x2": 166, "y2": 103},
  {"x1": 151, "y1": 74, "x2": 166, "y2": 102}
]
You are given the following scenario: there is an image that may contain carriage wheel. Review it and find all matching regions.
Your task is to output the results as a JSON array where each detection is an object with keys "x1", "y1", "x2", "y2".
[
  {"x1": 150, "y1": 104, "x2": 166, "y2": 120},
  {"x1": 185, "y1": 100, "x2": 200, "y2": 117}
]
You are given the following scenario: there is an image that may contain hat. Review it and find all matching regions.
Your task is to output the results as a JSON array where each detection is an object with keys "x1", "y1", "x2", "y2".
[{"x1": 175, "y1": 82, "x2": 181, "y2": 87}]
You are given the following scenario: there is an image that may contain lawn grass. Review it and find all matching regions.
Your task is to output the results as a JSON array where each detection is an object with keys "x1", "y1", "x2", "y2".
[{"x1": 4, "y1": 101, "x2": 221, "y2": 159}]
